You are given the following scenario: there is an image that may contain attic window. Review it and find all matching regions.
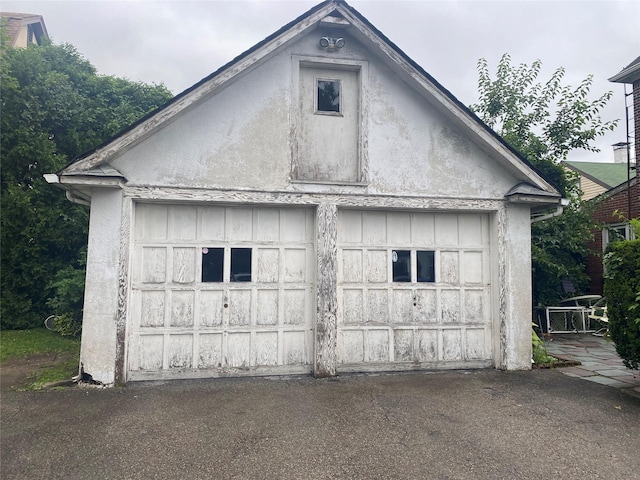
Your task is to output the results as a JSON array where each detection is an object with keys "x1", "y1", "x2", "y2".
[{"x1": 317, "y1": 79, "x2": 341, "y2": 113}]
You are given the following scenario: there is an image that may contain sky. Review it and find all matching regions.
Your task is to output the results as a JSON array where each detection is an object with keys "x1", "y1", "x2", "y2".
[{"x1": 3, "y1": 0, "x2": 639, "y2": 163}]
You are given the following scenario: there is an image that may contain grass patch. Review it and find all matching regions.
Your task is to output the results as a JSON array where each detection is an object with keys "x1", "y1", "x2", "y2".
[
  {"x1": 1, "y1": 329, "x2": 80, "y2": 389},
  {"x1": 27, "y1": 355, "x2": 80, "y2": 388},
  {"x1": 0, "y1": 328, "x2": 80, "y2": 363}
]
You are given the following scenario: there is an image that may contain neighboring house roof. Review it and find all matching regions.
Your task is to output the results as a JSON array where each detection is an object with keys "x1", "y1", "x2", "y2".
[
  {"x1": 0, "y1": 12, "x2": 49, "y2": 47},
  {"x1": 609, "y1": 56, "x2": 640, "y2": 84},
  {"x1": 564, "y1": 161, "x2": 636, "y2": 189},
  {"x1": 57, "y1": 0, "x2": 561, "y2": 202}
]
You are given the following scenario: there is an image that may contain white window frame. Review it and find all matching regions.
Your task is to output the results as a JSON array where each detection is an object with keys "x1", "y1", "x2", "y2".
[{"x1": 602, "y1": 222, "x2": 634, "y2": 252}]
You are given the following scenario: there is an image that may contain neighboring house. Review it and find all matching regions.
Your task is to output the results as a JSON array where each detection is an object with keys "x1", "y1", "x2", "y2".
[
  {"x1": 585, "y1": 178, "x2": 638, "y2": 294},
  {"x1": 0, "y1": 12, "x2": 48, "y2": 48},
  {"x1": 584, "y1": 55, "x2": 640, "y2": 294},
  {"x1": 46, "y1": 0, "x2": 562, "y2": 386},
  {"x1": 564, "y1": 156, "x2": 636, "y2": 201}
]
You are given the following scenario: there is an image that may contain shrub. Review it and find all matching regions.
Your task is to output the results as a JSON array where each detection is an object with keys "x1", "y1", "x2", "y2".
[{"x1": 604, "y1": 239, "x2": 640, "y2": 369}]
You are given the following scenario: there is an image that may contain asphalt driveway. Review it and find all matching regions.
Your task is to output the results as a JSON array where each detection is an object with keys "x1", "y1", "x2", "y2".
[{"x1": 1, "y1": 369, "x2": 639, "y2": 480}]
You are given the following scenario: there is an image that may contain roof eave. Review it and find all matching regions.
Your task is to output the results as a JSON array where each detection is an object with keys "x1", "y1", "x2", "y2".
[{"x1": 609, "y1": 58, "x2": 640, "y2": 84}]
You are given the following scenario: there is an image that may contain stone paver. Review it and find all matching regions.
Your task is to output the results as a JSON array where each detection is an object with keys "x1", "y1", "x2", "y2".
[{"x1": 545, "y1": 334, "x2": 640, "y2": 398}]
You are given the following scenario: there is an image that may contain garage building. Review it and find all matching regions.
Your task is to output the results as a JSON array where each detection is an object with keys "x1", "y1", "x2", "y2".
[{"x1": 47, "y1": 0, "x2": 562, "y2": 385}]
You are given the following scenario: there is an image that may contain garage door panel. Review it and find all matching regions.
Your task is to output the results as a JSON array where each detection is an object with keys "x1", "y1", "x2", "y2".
[
  {"x1": 363, "y1": 211, "x2": 387, "y2": 244},
  {"x1": 413, "y1": 290, "x2": 437, "y2": 323},
  {"x1": 365, "y1": 250, "x2": 387, "y2": 282},
  {"x1": 168, "y1": 334, "x2": 193, "y2": 368},
  {"x1": 284, "y1": 248, "x2": 306, "y2": 282},
  {"x1": 338, "y1": 210, "x2": 362, "y2": 244},
  {"x1": 142, "y1": 247, "x2": 167, "y2": 283},
  {"x1": 464, "y1": 290, "x2": 485, "y2": 324},
  {"x1": 173, "y1": 248, "x2": 196, "y2": 283},
  {"x1": 442, "y1": 330, "x2": 463, "y2": 360},
  {"x1": 441, "y1": 290, "x2": 461, "y2": 323},
  {"x1": 440, "y1": 251, "x2": 459, "y2": 284},
  {"x1": 199, "y1": 290, "x2": 224, "y2": 326},
  {"x1": 256, "y1": 248, "x2": 280, "y2": 283},
  {"x1": 283, "y1": 289, "x2": 307, "y2": 325},
  {"x1": 366, "y1": 330, "x2": 390, "y2": 362},
  {"x1": 392, "y1": 289, "x2": 412, "y2": 323},
  {"x1": 411, "y1": 213, "x2": 435, "y2": 244},
  {"x1": 200, "y1": 207, "x2": 225, "y2": 241},
  {"x1": 227, "y1": 333, "x2": 251, "y2": 367},
  {"x1": 342, "y1": 289, "x2": 363, "y2": 324},
  {"x1": 416, "y1": 330, "x2": 438, "y2": 361},
  {"x1": 228, "y1": 290, "x2": 252, "y2": 326},
  {"x1": 394, "y1": 329, "x2": 413, "y2": 361},
  {"x1": 283, "y1": 331, "x2": 307, "y2": 365},
  {"x1": 136, "y1": 204, "x2": 168, "y2": 240},
  {"x1": 141, "y1": 291, "x2": 165, "y2": 327},
  {"x1": 138, "y1": 335, "x2": 164, "y2": 370},
  {"x1": 339, "y1": 330, "x2": 365, "y2": 364},
  {"x1": 226, "y1": 208, "x2": 253, "y2": 241},
  {"x1": 253, "y1": 332, "x2": 279, "y2": 366},
  {"x1": 367, "y1": 289, "x2": 389, "y2": 323},
  {"x1": 387, "y1": 213, "x2": 411, "y2": 245},
  {"x1": 198, "y1": 334, "x2": 223, "y2": 368},
  {"x1": 170, "y1": 206, "x2": 197, "y2": 240},
  {"x1": 461, "y1": 251, "x2": 483, "y2": 285},
  {"x1": 255, "y1": 208, "x2": 280, "y2": 241},
  {"x1": 170, "y1": 291, "x2": 195, "y2": 327},
  {"x1": 435, "y1": 215, "x2": 459, "y2": 245},
  {"x1": 459, "y1": 214, "x2": 484, "y2": 246},
  {"x1": 256, "y1": 290, "x2": 278, "y2": 325},
  {"x1": 282, "y1": 209, "x2": 308, "y2": 243},
  {"x1": 465, "y1": 328, "x2": 486, "y2": 360},
  {"x1": 341, "y1": 249, "x2": 362, "y2": 283}
]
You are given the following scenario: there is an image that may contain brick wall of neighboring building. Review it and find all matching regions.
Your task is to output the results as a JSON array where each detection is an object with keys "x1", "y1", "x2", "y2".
[{"x1": 585, "y1": 178, "x2": 639, "y2": 294}]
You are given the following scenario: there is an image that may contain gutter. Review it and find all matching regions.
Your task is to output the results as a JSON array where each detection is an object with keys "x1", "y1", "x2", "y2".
[
  {"x1": 530, "y1": 198, "x2": 569, "y2": 224},
  {"x1": 44, "y1": 173, "x2": 91, "y2": 206}
]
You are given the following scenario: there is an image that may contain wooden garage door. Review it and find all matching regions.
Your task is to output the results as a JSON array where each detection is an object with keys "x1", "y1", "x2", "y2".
[
  {"x1": 128, "y1": 204, "x2": 314, "y2": 381},
  {"x1": 337, "y1": 210, "x2": 493, "y2": 371}
]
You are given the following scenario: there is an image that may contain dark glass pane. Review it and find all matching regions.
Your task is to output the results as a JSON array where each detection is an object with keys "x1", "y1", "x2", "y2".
[
  {"x1": 317, "y1": 80, "x2": 340, "y2": 112},
  {"x1": 392, "y1": 250, "x2": 411, "y2": 282},
  {"x1": 417, "y1": 251, "x2": 435, "y2": 282},
  {"x1": 202, "y1": 247, "x2": 224, "y2": 282},
  {"x1": 231, "y1": 248, "x2": 252, "y2": 282}
]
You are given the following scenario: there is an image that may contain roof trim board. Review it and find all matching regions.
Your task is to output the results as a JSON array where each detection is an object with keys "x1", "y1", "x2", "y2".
[{"x1": 57, "y1": 0, "x2": 560, "y2": 198}]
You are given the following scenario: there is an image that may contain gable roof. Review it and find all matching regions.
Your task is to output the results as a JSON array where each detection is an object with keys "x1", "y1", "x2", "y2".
[
  {"x1": 564, "y1": 161, "x2": 636, "y2": 189},
  {"x1": 1, "y1": 12, "x2": 49, "y2": 47},
  {"x1": 56, "y1": 0, "x2": 560, "y2": 199}
]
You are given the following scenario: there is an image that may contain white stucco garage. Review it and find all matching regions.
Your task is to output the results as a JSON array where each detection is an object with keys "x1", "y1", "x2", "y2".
[{"x1": 47, "y1": 0, "x2": 562, "y2": 385}]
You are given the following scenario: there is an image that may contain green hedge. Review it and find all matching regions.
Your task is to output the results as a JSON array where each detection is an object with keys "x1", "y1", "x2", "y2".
[{"x1": 604, "y1": 239, "x2": 640, "y2": 370}]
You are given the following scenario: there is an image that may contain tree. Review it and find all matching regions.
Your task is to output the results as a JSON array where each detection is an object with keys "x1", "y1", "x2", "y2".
[
  {"x1": 471, "y1": 54, "x2": 617, "y2": 306},
  {"x1": 0, "y1": 40, "x2": 173, "y2": 330}
]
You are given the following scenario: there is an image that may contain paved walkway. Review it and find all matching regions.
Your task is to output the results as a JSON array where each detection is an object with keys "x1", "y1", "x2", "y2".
[{"x1": 544, "y1": 333, "x2": 640, "y2": 397}]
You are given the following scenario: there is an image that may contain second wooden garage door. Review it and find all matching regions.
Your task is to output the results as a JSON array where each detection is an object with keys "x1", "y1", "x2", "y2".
[{"x1": 337, "y1": 210, "x2": 493, "y2": 371}]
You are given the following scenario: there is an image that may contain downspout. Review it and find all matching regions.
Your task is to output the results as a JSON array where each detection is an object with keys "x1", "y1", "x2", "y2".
[
  {"x1": 530, "y1": 198, "x2": 569, "y2": 224},
  {"x1": 65, "y1": 189, "x2": 91, "y2": 206}
]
